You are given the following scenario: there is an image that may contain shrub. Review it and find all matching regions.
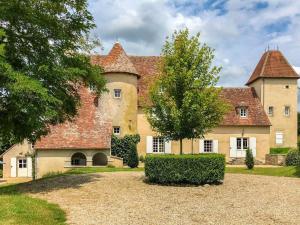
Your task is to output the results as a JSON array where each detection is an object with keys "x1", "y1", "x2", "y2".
[
  {"x1": 270, "y1": 147, "x2": 290, "y2": 154},
  {"x1": 245, "y1": 148, "x2": 254, "y2": 169},
  {"x1": 111, "y1": 134, "x2": 140, "y2": 164},
  {"x1": 127, "y1": 142, "x2": 139, "y2": 168},
  {"x1": 286, "y1": 149, "x2": 300, "y2": 166},
  {"x1": 139, "y1": 155, "x2": 145, "y2": 163},
  {"x1": 145, "y1": 154, "x2": 225, "y2": 185}
]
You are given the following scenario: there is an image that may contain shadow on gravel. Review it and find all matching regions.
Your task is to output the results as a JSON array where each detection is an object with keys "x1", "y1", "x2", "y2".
[{"x1": 0, "y1": 173, "x2": 102, "y2": 195}]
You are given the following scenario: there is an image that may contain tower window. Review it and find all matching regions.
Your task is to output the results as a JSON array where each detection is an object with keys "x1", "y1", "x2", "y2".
[
  {"x1": 268, "y1": 106, "x2": 274, "y2": 116},
  {"x1": 114, "y1": 89, "x2": 121, "y2": 98},
  {"x1": 239, "y1": 107, "x2": 247, "y2": 118},
  {"x1": 284, "y1": 106, "x2": 290, "y2": 117},
  {"x1": 113, "y1": 126, "x2": 121, "y2": 135},
  {"x1": 285, "y1": 85, "x2": 289, "y2": 89}
]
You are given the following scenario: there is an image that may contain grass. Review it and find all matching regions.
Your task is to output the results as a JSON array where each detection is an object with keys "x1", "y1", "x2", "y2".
[
  {"x1": 270, "y1": 147, "x2": 291, "y2": 154},
  {"x1": 0, "y1": 184, "x2": 66, "y2": 225},
  {"x1": 226, "y1": 166, "x2": 300, "y2": 178}
]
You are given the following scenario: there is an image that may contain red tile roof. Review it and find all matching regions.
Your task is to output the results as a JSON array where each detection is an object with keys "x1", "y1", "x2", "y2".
[
  {"x1": 35, "y1": 88, "x2": 112, "y2": 150},
  {"x1": 246, "y1": 50, "x2": 299, "y2": 85},
  {"x1": 220, "y1": 88, "x2": 270, "y2": 126},
  {"x1": 91, "y1": 43, "x2": 139, "y2": 76},
  {"x1": 91, "y1": 43, "x2": 271, "y2": 126}
]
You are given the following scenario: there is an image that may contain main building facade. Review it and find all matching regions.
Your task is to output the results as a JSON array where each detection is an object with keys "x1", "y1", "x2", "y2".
[{"x1": 1, "y1": 43, "x2": 299, "y2": 179}]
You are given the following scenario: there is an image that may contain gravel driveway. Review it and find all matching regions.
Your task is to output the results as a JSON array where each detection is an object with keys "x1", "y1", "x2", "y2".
[{"x1": 22, "y1": 172, "x2": 300, "y2": 225}]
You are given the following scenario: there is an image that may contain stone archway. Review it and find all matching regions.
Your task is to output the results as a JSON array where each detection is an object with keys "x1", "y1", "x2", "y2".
[
  {"x1": 71, "y1": 152, "x2": 87, "y2": 166},
  {"x1": 92, "y1": 152, "x2": 108, "y2": 166}
]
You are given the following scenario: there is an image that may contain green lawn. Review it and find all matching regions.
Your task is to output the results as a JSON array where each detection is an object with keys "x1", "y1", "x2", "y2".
[
  {"x1": 0, "y1": 184, "x2": 66, "y2": 225},
  {"x1": 226, "y1": 166, "x2": 300, "y2": 178}
]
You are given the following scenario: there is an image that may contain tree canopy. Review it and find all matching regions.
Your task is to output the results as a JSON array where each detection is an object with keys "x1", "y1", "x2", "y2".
[
  {"x1": 145, "y1": 29, "x2": 229, "y2": 154},
  {"x1": 0, "y1": 0, "x2": 106, "y2": 146}
]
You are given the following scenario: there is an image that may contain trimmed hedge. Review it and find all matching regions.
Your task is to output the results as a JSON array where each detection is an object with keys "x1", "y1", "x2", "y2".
[
  {"x1": 270, "y1": 147, "x2": 290, "y2": 155},
  {"x1": 145, "y1": 154, "x2": 225, "y2": 185},
  {"x1": 286, "y1": 149, "x2": 300, "y2": 166}
]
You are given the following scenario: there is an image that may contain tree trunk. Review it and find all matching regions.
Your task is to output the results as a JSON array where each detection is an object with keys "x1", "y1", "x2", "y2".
[{"x1": 180, "y1": 138, "x2": 183, "y2": 155}]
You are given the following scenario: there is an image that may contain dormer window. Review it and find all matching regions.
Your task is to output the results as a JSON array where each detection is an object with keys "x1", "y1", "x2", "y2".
[
  {"x1": 114, "y1": 89, "x2": 121, "y2": 98},
  {"x1": 239, "y1": 107, "x2": 247, "y2": 118}
]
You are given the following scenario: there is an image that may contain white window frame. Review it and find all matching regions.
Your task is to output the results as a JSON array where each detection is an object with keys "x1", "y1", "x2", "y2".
[
  {"x1": 268, "y1": 106, "x2": 274, "y2": 116},
  {"x1": 236, "y1": 137, "x2": 248, "y2": 150},
  {"x1": 114, "y1": 89, "x2": 121, "y2": 98},
  {"x1": 284, "y1": 106, "x2": 290, "y2": 117},
  {"x1": 18, "y1": 159, "x2": 27, "y2": 169},
  {"x1": 204, "y1": 140, "x2": 213, "y2": 153},
  {"x1": 113, "y1": 126, "x2": 121, "y2": 135},
  {"x1": 152, "y1": 137, "x2": 165, "y2": 153},
  {"x1": 275, "y1": 132, "x2": 283, "y2": 144},
  {"x1": 239, "y1": 107, "x2": 247, "y2": 118}
]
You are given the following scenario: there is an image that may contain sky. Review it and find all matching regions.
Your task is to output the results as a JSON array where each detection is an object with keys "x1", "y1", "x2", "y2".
[{"x1": 88, "y1": 0, "x2": 300, "y2": 87}]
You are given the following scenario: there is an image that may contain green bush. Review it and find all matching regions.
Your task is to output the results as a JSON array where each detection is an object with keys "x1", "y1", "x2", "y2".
[
  {"x1": 245, "y1": 148, "x2": 254, "y2": 169},
  {"x1": 270, "y1": 147, "x2": 290, "y2": 154},
  {"x1": 145, "y1": 154, "x2": 225, "y2": 185},
  {"x1": 139, "y1": 155, "x2": 145, "y2": 163},
  {"x1": 286, "y1": 149, "x2": 300, "y2": 166},
  {"x1": 127, "y1": 142, "x2": 139, "y2": 168},
  {"x1": 111, "y1": 134, "x2": 140, "y2": 164}
]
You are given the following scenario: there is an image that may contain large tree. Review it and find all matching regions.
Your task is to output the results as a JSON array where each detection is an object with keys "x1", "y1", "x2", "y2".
[
  {"x1": 146, "y1": 29, "x2": 228, "y2": 154},
  {"x1": 0, "y1": 1, "x2": 106, "y2": 145}
]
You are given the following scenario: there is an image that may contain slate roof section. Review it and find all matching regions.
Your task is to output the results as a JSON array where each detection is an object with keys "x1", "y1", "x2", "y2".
[
  {"x1": 35, "y1": 88, "x2": 112, "y2": 150},
  {"x1": 246, "y1": 50, "x2": 299, "y2": 85},
  {"x1": 220, "y1": 88, "x2": 271, "y2": 126}
]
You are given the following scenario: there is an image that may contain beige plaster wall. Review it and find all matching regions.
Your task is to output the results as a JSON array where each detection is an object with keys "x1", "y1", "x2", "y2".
[
  {"x1": 249, "y1": 78, "x2": 298, "y2": 148},
  {"x1": 36, "y1": 149, "x2": 110, "y2": 178},
  {"x1": 100, "y1": 73, "x2": 138, "y2": 136},
  {"x1": 1, "y1": 140, "x2": 32, "y2": 179},
  {"x1": 137, "y1": 110, "x2": 270, "y2": 161}
]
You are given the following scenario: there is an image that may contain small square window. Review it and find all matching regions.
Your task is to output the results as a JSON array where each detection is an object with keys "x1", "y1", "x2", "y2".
[
  {"x1": 114, "y1": 89, "x2": 121, "y2": 98},
  {"x1": 239, "y1": 107, "x2": 247, "y2": 118},
  {"x1": 18, "y1": 159, "x2": 27, "y2": 168},
  {"x1": 204, "y1": 140, "x2": 213, "y2": 153},
  {"x1": 268, "y1": 106, "x2": 274, "y2": 116},
  {"x1": 285, "y1": 85, "x2": 289, "y2": 89},
  {"x1": 113, "y1": 126, "x2": 120, "y2": 135},
  {"x1": 284, "y1": 106, "x2": 290, "y2": 117}
]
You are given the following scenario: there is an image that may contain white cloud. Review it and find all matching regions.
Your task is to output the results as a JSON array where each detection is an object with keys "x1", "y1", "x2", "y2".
[{"x1": 88, "y1": 0, "x2": 300, "y2": 87}]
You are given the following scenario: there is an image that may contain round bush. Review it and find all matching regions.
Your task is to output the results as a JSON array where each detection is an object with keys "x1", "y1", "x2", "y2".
[
  {"x1": 145, "y1": 154, "x2": 225, "y2": 185},
  {"x1": 286, "y1": 149, "x2": 300, "y2": 166}
]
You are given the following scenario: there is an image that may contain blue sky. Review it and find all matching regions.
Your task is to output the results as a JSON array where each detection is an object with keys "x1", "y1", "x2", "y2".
[{"x1": 88, "y1": 0, "x2": 300, "y2": 87}]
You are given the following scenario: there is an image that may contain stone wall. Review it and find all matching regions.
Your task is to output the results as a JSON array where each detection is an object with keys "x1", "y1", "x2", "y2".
[{"x1": 265, "y1": 154, "x2": 287, "y2": 166}]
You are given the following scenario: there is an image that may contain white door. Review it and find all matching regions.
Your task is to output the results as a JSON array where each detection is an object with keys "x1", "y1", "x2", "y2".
[
  {"x1": 17, "y1": 158, "x2": 28, "y2": 177},
  {"x1": 236, "y1": 138, "x2": 248, "y2": 158}
]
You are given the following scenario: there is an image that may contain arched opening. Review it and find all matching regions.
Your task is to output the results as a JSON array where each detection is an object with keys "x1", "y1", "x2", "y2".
[
  {"x1": 71, "y1": 152, "x2": 87, "y2": 166},
  {"x1": 92, "y1": 152, "x2": 108, "y2": 166}
]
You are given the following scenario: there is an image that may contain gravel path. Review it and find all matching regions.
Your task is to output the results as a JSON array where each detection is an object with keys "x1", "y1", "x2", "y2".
[{"x1": 23, "y1": 172, "x2": 300, "y2": 225}]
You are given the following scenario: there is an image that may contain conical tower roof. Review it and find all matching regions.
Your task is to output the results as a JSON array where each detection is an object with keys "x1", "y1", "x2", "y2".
[
  {"x1": 101, "y1": 42, "x2": 139, "y2": 76},
  {"x1": 246, "y1": 50, "x2": 299, "y2": 85}
]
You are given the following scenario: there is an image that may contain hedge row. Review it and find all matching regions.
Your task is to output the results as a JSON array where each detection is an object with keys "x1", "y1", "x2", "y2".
[
  {"x1": 286, "y1": 149, "x2": 300, "y2": 166},
  {"x1": 145, "y1": 154, "x2": 225, "y2": 185}
]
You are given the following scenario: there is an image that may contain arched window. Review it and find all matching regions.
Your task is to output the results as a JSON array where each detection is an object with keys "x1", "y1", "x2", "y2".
[
  {"x1": 92, "y1": 152, "x2": 108, "y2": 166},
  {"x1": 71, "y1": 152, "x2": 87, "y2": 166}
]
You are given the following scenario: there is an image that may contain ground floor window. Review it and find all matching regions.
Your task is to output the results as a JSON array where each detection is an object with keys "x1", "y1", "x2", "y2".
[
  {"x1": 204, "y1": 140, "x2": 213, "y2": 152},
  {"x1": 275, "y1": 132, "x2": 283, "y2": 144},
  {"x1": 237, "y1": 138, "x2": 248, "y2": 150},
  {"x1": 18, "y1": 159, "x2": 27, "y2": 168},
  {"x1": 71, "y1": 152, "x2": 87, "y2": 166},
  {"x1": 153, "y1": 137, "x2": 165, "y2": 153}
]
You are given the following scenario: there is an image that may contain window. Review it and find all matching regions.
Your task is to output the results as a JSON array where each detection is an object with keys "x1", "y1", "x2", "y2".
[
  {"x1": 18, "y1": 159, "x2": 27, "y2": 168},
  {"x1": 204, "y1": 140, "x2": 213, "y2": 153},
  {"x1": 285, "y1": 85, "x2": 289, "y2": 89},
  {"x1": 276, "y1": 132, "x2": 283, "y2": 144},
  {"x1": 153, "y1": 137, "x2": 165, "y2": 153},
  {"x1": 239, "y1": 107, "x2": 247, "y2": 118},
  {"x1": 113, "y1": 126, "x2": 121, "y2": 135},
  {"x1": 268, "y1": 106, "x2": 274, "y2": 116},
  {"x1": 237, "y1": 138, "x2": 248, "y2": 150},
  {"x1": 114, "y1": 89, "x2": 121, "y2": 98},
  {"x1": 284, "y1": 106, "x2": 290, "y2": 117}
]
